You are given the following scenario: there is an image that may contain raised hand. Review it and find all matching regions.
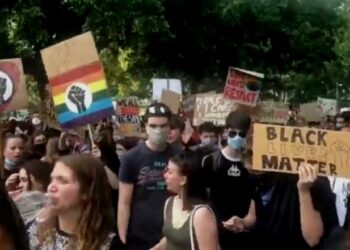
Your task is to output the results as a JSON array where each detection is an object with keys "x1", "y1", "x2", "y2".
[
  {"x1": 0, "y1": 77, "x2": 7, "y2": 104},
  {"x1": 68, "y1": 85, "x2": 86, "y2": 113},
  {"x1": 297, "y1": 163, "x2": 317, "y2": 193}
]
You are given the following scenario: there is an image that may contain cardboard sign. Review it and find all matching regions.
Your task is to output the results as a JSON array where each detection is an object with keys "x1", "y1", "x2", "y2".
[
  {"x1": 152, "y1": 78, "x2": 182, "y2": 101},
  {"x1": 259, "y1": 101, "x2": 289, "y2": 124},
  {"x1": 182, "y1": 94, "x2": 196, "y2": 120},
  {"x1": 253, "y1": 123, "x2": 350, "y2": 178},
  {"x1": 117, "y1": 97, "x2": 141, "y2": 136},
  {"x1": 224, "y1": 67, "x2": 264, "y2": 107},
  {"x1": 300, "y1": 102, "x2": 323, "y2": 122},
  {"x1": 317, "y1": 97, "x2": 337, "y2": 116},
  {"x1": 160, "y1": 90, "x2": 181, "y2": 114},
  {"x1": 41, "y1": 32, "x2": 115, "y2": 129},
  {"x1": 193, "y1": 94, "x2": 238, "y2": 126},
  {"x1": 0, "y1": 58, "x2": 28, "y2": 112}
]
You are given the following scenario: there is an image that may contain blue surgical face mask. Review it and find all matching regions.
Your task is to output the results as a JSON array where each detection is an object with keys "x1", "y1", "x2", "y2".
[
  {"x1": 227, "y1": 135, "x2": 245, "y2": 150},
  {"x1": 200, "y1": 137, "x2": 218, "y2": 146},
  {"x1": 5, "y1": 158, "x2": 17, "y2": 170}
]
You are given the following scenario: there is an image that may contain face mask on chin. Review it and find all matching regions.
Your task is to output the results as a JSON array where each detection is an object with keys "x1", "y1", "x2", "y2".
[
  {"x1": 146, "y1": 126, "x2": 169, "y2": 148},
  {"x1": 5, "y1": 158, "x2": 17, "y2": 170}
]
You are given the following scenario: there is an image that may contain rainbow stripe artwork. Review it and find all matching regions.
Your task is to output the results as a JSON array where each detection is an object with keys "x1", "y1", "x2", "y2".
[
  {"x1": 41, "y1": 32, "x2": 115, "y2": 129},
  {"x1": 49, "y1": 62, "x2": 114, "y2": 129}
]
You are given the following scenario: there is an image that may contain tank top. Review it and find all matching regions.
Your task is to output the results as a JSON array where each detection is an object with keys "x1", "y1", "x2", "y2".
[{"x1": 162, "y1": 197, "x2": 192, "y2": 250}]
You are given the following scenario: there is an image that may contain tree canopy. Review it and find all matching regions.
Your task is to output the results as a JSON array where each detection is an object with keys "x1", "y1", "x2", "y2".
[{"x1": 1, "y1": 0, "x2": 349, "y2": 104}]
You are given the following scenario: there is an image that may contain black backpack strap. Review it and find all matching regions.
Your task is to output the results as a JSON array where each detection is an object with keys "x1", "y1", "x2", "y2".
[{"x1": 211, "y1": 150, "x2": 221, "y2": 173}]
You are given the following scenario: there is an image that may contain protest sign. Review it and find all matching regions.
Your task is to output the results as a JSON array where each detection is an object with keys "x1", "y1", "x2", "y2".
[
  {"x1": 193, "y1": 94, "x2": 238, "y2": 126},
  {"x1": 41, "y1": 32, "x2": 115, "y2": 129},
  {"x1": 152, "y1": 78, "x2": 182, "y2": 101},
  {"x1": 117, "y1": 96, "x2": 141, "y2": 136},
  {"x1": 0, "y1": 58, "x2": 28, "y2": 112},
  {"x1": 259, "y1": 101, "x2": 289, "y2": 124},
  {"x1": 160, "y1": 90, "x2": 181, "y2": 114},
  {"x1": 317, "y1": 97, "x2": 337, "y2": 116},
  {"x1": 182, "y1": 94, "x2": 196, "y2": 120},
  {"x1": 252, "y1": 123, "x2": 350, "y2": 178},
  {"x1": 300, "y1": 102, "x2": 323, "y2": 122},
  {"x1": 223, "y1": 67, "x2": 264, "y2": 107}
]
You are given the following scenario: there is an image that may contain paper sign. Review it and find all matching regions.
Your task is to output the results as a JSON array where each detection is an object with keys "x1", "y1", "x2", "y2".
[
  {"x1": 41, "y1": 32, "x2": 115, "y2": 129},
  {"x1": 152, "y1": 78, "x2": 182, "y2": 100},
  {"x1": 300, "y1": 102, "x2": 323, "y2": 122},
  {"x1": 317, "y1": 97, "x2": 337, "y2": 116},
  {"x1": 252, "y1": 123, "x2": 350, "y2": 178},
  {"x1": 193, "y1": 94, "x2": 238, "y2": 126},
  {"x1": 0, "y1": 58, "x2": 28, "y2": 112},
  {"x1": 161, "y1": 90, "x2": 181, "y2": 114},
  {"x1": 224, "y1": 67, "x2": 264, "y2": 107},
  {"x1": 117, "y1": 96, "x2": 141, "y2": 136}
]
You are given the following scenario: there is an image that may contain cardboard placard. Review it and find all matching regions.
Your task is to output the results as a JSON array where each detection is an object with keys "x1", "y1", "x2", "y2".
[
  {"x1": 117, "y1": 97, "x2": 141, "y2": 136},
  {"x1": 259, "y1": 101, "x2": 289, "y2": 124},
  {"x1": 223, "y1": 67, "x2": 264, "y2": 107},
  {"x1": 317, "y1": 97, "x2": 337, "y2": 116},
  {"x1": 0, "y1": 58, "x2": 28, "y2": 112},
  {"x1": 41, "y1": 32, "x2": 115, "y2": 129},
  {"x1": 300, "y1": 102, "x2": 323, "y2": 122},
  {"x1": 252, "y1": 123, "x2": 350, "y2": 178},
  {"x1": 193, "y1": 94, "x2": 238, "y2": 126},
  {"x1": 160, "y1": 90, "x2": 181, "y2": 114}
]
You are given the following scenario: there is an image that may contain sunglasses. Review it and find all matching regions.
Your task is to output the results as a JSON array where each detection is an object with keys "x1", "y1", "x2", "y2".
[{"x1": 228, "y1": 130, "x2": 246, "y2": 138}]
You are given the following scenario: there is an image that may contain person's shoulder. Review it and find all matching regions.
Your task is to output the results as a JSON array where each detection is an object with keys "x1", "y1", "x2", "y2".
[
  {"x1": 124, "y1": 142, "x2": 143, "y2": 158},
  {"x1": 192, "y1": 205, "x2": 216, "y2": 225},
  {"x1": 107, "y1": 232, "x2": 125, "y2": 250},
  {"x1": 168, "y1": 143, "x2": 183, "y2": 154}
]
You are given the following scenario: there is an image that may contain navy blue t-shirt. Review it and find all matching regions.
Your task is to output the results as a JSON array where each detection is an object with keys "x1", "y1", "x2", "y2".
[{"x1": 119, "y1": 142, "x2": 181, "y2": 249}]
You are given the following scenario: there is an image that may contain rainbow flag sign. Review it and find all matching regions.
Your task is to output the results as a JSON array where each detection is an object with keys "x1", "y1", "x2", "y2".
[{"x1": 41, "y1": 32, "x2": 114, "y2": 129}]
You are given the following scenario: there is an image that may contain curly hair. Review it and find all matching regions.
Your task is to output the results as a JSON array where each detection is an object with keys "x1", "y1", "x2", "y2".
[{"x1": 38, "y1": 154, "x2": 115, "y2": 250}]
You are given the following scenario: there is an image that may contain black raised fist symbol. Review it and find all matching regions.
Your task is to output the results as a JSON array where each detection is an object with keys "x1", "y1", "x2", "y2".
[
  {"x1": 68, "y1": 85, "x2": 86, "y2": 113},
  {"x1": 0, "y1": 77, "x2": 7, "y2": 104}
]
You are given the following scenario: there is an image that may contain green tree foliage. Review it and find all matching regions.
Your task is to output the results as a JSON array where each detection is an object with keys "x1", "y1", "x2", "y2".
[{"x1": 0, "y1": 0, "x2": 349, "y2": 104}]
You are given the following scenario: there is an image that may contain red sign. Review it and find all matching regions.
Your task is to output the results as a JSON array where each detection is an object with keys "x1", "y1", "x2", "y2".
[{"x1": 224, "y1": 67, "x2": 263, "y2": 107}]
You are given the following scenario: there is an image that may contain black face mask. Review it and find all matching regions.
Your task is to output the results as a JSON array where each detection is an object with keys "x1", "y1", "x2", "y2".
[{"x1": 34, "y1": 143, "x2": 46, "y2": 156}]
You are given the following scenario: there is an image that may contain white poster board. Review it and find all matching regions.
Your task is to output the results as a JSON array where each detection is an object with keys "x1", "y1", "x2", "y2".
[{"x1": 152, "y1": 78, "x2": 182, "y2": 101}]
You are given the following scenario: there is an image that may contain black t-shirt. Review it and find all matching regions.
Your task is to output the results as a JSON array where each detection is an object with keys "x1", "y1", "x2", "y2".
[
  {"x1": 202, "y1": 151, "x2": 255, "y2": 221},
  {"x1": 118, "y1": 142, "x2": 181, "y2": 249},
  {"x1": 253, "y1": 173, "x2": 339, "y2": 250}
]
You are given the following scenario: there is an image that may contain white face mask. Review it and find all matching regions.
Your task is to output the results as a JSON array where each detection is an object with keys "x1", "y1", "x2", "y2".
[{"x1": 146, "y1": 126, "x2": 169, "y2": 147}]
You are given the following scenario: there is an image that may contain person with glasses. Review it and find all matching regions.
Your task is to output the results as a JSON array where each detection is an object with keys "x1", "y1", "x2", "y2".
[
  {"x1": 202, "y1": 111, "x2": 256, "y2": 250},
  {"x1": 118, "y1": 103, "x2": 182, "y2": 250}
]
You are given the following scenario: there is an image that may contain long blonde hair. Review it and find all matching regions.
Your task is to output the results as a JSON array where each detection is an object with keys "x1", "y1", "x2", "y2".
[{"x1": 37, "y1": 155, "x2": 115, "y2": 250}]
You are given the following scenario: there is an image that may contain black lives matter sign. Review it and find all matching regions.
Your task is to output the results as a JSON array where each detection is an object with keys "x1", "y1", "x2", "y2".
[{"x1": 253, "y1": 123, "x2": 350, "y2": 178}]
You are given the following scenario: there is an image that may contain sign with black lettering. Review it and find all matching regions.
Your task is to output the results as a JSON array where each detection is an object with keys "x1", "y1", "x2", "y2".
[
  {"x1": 252, "y1": 123, "x2": 350, "y2": 178},
  {"x1": 192, "y1": 94, "x2": 238, "y2": 126}
]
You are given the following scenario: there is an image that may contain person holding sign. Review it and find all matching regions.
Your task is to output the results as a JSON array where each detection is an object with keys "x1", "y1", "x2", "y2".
[
  {"x1": 202, "y1": 111, "x2": 256, "y2": 250},
  {"x1": 252, "y1": 163, "x2": 339, "y2": 250}
]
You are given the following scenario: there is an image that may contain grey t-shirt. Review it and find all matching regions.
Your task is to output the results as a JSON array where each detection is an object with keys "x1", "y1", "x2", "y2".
[{"x1": 119, "y1": 142, "x2": 181, "y2": 249}]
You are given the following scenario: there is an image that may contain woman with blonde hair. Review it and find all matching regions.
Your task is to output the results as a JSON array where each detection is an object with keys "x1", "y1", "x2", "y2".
[{"x1": 27, "y1": 154, "x2": 124, "y2": 249}]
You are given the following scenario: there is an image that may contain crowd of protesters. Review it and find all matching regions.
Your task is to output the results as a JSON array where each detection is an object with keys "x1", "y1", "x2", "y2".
[{"x1": 1, "y1": 105, "x2": 350, "y2": 250}]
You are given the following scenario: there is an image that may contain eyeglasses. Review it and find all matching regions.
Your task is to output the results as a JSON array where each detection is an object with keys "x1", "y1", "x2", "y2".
[{"x1": 228, "y1": 130, "x2": 246, "y2": 138}]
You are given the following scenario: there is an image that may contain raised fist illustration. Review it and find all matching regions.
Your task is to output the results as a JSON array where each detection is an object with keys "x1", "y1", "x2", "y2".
[
  {"x1": 0, "y1": 77, "x2": 7, "y2": 104},
  {"x1": 68, "y1": 85, "x2": 86, "y2": 113}
]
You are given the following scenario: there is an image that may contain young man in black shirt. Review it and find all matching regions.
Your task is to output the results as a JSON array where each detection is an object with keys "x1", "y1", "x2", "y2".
[
  {"x1": 118, "y1": 103, "x2": 182, "y2": 250},
  {"x1": 202, "y1": 111, "x2": 256, "y2": 250}
]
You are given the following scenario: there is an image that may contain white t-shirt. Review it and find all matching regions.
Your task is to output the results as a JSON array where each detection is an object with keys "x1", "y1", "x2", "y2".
[{"x1": 328, "y1": 176, "x2": 350, "y2": 226}]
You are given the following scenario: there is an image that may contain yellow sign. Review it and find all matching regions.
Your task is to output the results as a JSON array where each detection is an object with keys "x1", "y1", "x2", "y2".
[{"x1": 252, "y1": 123, "x2": 350, "y2": 178}]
